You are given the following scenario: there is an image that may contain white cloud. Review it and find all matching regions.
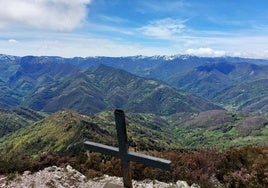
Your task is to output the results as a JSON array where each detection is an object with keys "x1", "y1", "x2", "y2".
[
  {"x1": 0, "y1": 0, "x2": 91, "y2": 31},
  {"x1": 140, "y1": 18, "x2": 186, "y2": 39},
  {"x1": 8, "y1": 39, "x2": 18, "y2": 43},
  {"x1": 229, "y1": 50, "x2": 268, "y2": 59},
  {"x1": 185, "y1": 48, "x2": 226, "y2": 57}
]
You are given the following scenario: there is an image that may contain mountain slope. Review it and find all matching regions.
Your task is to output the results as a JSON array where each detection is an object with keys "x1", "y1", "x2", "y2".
[
  {"x1": 0, "y1": 110, "x2": 112, "y2": 159},
  {"x1": 0, "y1": 54, "x2": 20, "y2": 82},
  {"x1": 0, "y1": 110, "x2": 178, "y2": 160},
  {"x1": 0, "y1": 107, "x2": 44, "y2": 137},
  {"x1": 213, "y1": 79, "x2": 268, "y2": 112},
  {"x1": 0, "y1": 80, "x2": 21, "y2": 108},
  {"x1": 172, "y1": 63, "x2": 268, "y2": 95},
  {"x1": 8, "y1": 57, "x2": 80, "y2": 93},
  {"x1": 86, "y1": 65, "x2": 221, "y2": 115},
  {"x1": 2, "y1": 60, "x2": 222, "y2": 115},
  {"x1": 26, "y1": 71, "x2": 105, "y2": 114},
  {"x1": 170, "y1": 62, "x2": 268, "y2": 108},
  {"x1": 169, "y1": 110, "x2": 268, "y2": 149}
]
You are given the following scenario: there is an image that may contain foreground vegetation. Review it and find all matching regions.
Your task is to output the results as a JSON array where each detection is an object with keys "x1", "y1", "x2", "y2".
[
  {"x1": 0, "y1": 146, "x2": 267, "y2": 188},
  {"x1": 0, "y1": 109, "x2": 267, "y2": 187}
]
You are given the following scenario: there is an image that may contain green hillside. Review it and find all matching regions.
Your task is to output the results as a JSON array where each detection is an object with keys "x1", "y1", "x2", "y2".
[
  {"x1": 169, "y1": 110, "x2": 268, "y2": 149},
  {"x1": 0, "y1": 107, "x2": 44, "y2": 137},
  {"x1": 0, "y1": 109, "x2": 267, "y2": 162},
  {"x1": 0, "y1": 110, "x2": 179, "y2": 160}
]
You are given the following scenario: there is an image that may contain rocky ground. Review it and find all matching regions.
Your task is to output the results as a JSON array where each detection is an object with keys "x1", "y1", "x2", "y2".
[{"x1": 0, "y1": 166, "x2": 200, "y2": 188}]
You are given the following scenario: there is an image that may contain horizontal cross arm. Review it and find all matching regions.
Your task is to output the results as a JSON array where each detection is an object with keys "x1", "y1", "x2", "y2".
[
  {"x1": 128, "y1": 151, "x2": 171, "y2": 171},
  {"x1": 84, "y1": 141, "x2": 120, "y2": 158},
  {"x1": 84, "y1": 141, "x2": 171, "y2": 171}
]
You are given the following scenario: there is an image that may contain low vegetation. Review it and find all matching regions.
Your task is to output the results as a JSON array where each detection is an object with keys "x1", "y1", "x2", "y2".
[{"x1": 0, "y1": 146, "x2": 267, "y2": 188}]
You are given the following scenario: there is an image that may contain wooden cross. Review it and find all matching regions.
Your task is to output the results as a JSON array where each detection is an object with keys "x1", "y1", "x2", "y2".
[{"x1": 84, "y1": 109, "x2": 171, "y2": 188}]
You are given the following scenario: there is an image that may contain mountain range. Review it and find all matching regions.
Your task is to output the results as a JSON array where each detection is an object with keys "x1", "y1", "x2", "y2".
[
  {"x1": 1, "y1": 54, "x2": 267, "y2": 113},
  {"x1": 1, "y1": 55, "x2": 222, "y2": 115}
]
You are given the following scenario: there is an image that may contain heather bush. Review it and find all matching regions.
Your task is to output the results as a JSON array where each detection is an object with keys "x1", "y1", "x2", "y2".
[{"x1": 217, "y1": 146, "x2": 268, "y2": 188}]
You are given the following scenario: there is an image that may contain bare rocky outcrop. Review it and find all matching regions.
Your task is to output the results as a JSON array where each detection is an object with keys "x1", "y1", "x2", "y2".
[{"x1": 2, "y1": 166, "x2": 200, "y2": 188}]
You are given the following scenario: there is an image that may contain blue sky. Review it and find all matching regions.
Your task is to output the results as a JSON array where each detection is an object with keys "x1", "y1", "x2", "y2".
[{"x1": 1, "y1": 0, "x2": 268, "y2": 58}]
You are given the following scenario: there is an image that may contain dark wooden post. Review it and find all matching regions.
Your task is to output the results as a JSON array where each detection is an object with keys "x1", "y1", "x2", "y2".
[{"x1": 114, "y1": 109, "x2": 132, "y2": 188}]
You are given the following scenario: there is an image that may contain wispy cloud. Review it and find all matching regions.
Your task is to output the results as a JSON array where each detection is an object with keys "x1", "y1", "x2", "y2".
[
  {"x1": 137, "y1": 0, "x2": 188, "y2": 13},
  {"x1": 86, "y1": 22, "x2": 135, "y2": 35},
  {"x1": 98, "y1": 15, "x2": 128, "y2": 24},
  {"x1": 0, "y1": 0, "x2": 92, "y2": 31},
  {"x1": 0, "y1": 34, "x2": 174, "y2": 57},
  {"x1": 140, "y1": 18, "x2": 186, "y2": 39}
]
